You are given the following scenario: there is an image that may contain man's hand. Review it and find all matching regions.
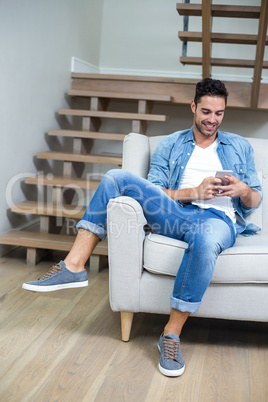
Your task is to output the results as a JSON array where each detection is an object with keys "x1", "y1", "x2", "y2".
[
  {"x1": 196, "y1": 176, "x2": 222, "y2": 200},
  {"x1": 215, "y1": 175, "x2": 246, "y2": 198},
  {"x1": 215, "y1": 175, "x2": 261, "y2": 209},
  {"x1": 163, "y1": 176, "x2": 222, "y2": 203}
]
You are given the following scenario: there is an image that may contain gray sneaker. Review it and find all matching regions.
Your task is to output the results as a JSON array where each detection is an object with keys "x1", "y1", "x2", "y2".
[
  {"x1": 158, "y1": 333, "x2": 185, "y2": 377},
  {"x1": 22, "y1": 261, "x2": 88, "y2": 292}
]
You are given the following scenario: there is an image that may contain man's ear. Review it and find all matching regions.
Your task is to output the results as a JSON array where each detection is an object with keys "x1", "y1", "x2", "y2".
[{"x1": 190, "y1": 100, "x2": 196, "y2": 114}]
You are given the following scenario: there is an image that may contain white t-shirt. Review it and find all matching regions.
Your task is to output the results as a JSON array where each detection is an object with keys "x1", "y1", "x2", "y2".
[{"x1": 178, "y1": 138, "x2": 236, "y2": 223}]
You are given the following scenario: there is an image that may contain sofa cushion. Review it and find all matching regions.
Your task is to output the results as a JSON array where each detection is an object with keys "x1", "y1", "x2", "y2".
[{"x1": 143, "y1": 232, "x2": 268, "y2": 284}]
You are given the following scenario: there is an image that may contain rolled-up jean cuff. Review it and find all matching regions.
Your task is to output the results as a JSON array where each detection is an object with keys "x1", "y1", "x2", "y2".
[
  {"x1": 76, "y1": 220, "x2": 107, "y2": 242},
  {"x1": 170, "y1": 296, "x2": 201, "y2": 314}
]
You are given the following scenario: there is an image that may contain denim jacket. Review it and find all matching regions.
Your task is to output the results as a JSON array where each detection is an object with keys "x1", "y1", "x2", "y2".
[{"x1": 147, "y1": 127, "x2": 262, "y2": 235}]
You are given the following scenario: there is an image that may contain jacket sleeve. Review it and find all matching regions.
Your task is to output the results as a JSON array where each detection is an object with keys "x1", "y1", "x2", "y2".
[
  {"x1": 239, "y1": 142, "x2": 262, "y2": 216},
  {"x1": 147, "y1": 137, "x2": 171, "y2": 189}
]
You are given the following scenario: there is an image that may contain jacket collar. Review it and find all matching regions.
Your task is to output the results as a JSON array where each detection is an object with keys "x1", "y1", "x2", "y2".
[
  {"x1": 182, "y1": 127, "x2": 195, "y2": 143},
  {"x1": 217, "y1": 130, "x2": 231, "y2": 145}
]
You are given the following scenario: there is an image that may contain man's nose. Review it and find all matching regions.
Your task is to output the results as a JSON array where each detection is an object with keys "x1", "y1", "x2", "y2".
[{"x1": 208, "y1": 114, "x2": 217, "y2": 122}]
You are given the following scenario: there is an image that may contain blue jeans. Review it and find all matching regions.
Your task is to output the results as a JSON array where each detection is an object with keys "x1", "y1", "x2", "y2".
[{"x1": 77, "y1": 169, "x2": 236, "y2": 313}]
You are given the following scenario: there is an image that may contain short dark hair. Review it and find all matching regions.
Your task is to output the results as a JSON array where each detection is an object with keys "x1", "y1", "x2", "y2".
[{"x1": 194, "y1": 78, "x2": 228, "y2": 106}]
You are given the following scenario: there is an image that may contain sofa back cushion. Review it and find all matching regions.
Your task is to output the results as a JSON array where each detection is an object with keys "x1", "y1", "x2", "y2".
[{"x1": 123, "y1": 133, "x2": 267, "y2": 233}]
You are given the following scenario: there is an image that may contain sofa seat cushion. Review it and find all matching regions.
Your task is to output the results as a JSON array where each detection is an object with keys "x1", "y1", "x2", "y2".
[{"x1": 143, "y1": 232, "x2": 268, "y2": 284}]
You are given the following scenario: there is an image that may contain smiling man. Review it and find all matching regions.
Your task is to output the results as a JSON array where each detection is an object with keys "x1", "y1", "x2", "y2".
[{"x1": 22, "y1": 78, "x2": 262, "y2": 378}]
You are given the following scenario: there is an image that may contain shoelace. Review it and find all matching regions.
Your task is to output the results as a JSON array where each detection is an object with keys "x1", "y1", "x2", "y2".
[
  {"x1": 40, "y1": 263, "x2": 62, "y2": 280},
  {"x1": 163, "y1": 338, "x2": 180, "y2": 362}
]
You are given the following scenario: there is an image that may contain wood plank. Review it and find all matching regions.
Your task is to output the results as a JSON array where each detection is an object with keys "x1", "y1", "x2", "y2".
[
  {"x1": 178, "y1": 31, "x2": 268, "y2": 45},
  {"x1": 198, "y1": 321, "x2": 250, "y2": 401},
  {"x1": 71, "y1": 74, "x2": 268, "y2": 110},
  {"x1": 93, "y1": 316, "x2": 158, "y2": 402},
  {"x1": 25, "y1": 300, "x2": 117, "y2": 401},
  {"x1": 251, "y1": 0, "x2": 268, "y2": 108},
  {"x1": 68, "y1": 89, "x2": 172, "y2": 102},
  {"x1": 37, "y1": 151, "x2": 122, "y2": 165},
  {"x1": 258, "y1": 83, "x2": 268, "y2": 109},
  {"x1": 180, "y1": 56, "x2": 258, "y2": 68},
  {"x1": 11, "y1": 201, "x2": 86, "y2": 219},
  {"x1": 48, "y1": 129, "x2": 126, "y2": 141},
  {"x1": 0, "y1": 259, "x2": 268, "y2": 401},
  {"x1": 25, "y1": 175, "x2": 101, "y2": 190},
  {"x1": 71, "y1": 72, "x2": 198, "y2": 84},
  {"x1": 58, "y1": 109, "x2": 166, "y2": 122},
  {"x1": 0, "y1": 230, "x2": 108, "y2": 255},
  {"x1": 145, "y1": 319, "x2": 209, "y2": 401},
  {"x1": 176, "y1": 4, "x2": 261, "y2": 19},
  {"x1": 248, "y1": 326, "x2": 268, "y2": 401},
  {"x1": 202, "y1": 0, "x2": 212, "y2": 79},
  {"x1": 0, "y1": 271, "x2": 112, "y2": 400}
]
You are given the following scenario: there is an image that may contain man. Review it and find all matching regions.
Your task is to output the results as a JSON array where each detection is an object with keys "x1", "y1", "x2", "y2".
[{"x1": 22, "y1": 78, "x2": 262, "y2": 377}]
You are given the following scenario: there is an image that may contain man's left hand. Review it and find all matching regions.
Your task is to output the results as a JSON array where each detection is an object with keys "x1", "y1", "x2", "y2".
[
  {"x1": 215, "y1": 175, "x2": 261, "y2": 209},
  {"x1": 215, "y1": 175, "x2": 247, "y2": 198}
]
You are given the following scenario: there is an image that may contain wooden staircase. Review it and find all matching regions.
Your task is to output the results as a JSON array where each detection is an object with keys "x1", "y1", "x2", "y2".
[
  {"x1": 177, "y1": 0, "x2": 268, "y2": 108},
  {"x1": 0, "y1": 76, "x2": 172, "y2": 270},
  {"x1": 1, "y1": 2, "x2": 268, "y2": 269}
]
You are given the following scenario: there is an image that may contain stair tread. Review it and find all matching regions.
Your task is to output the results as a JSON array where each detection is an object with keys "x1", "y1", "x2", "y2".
[
  {"x1": 11, "y1": 200, "x2": 86, "y2": 219},
  {"x1": 58, "y1": 109, "x2": 166, "y2": 122},
  {"x1": 37, "y1": 151, "x2": 122, "y2": 165},
  {"x1": 0, "y1": 230, "x2": 108, "y2": 254},
  {"x1": 179, "y1": 31, "x2": 268, "y2": 45},
  {"x1": 180, "y1": 57, "x2": 266, "y2": 68},
  {"x1": 176, "y1": 4, "x2": 261, "y2": 18},
  {"x1": 68, "y1": 89, "x2": 172, "y2": 102},
  {"x1": 48, "y1": 129, "x2": 126, "y2": 141},
  {"x1": 25, "y1": 175, "x2": 101, "y2": 190}
]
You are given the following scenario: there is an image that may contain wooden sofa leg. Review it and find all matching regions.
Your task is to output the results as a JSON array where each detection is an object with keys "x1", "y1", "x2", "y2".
[{"x1": 121, "y1": 311, "x2": 134, "y2": 342}]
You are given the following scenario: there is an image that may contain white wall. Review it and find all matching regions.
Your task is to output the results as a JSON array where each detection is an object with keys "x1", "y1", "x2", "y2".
[
  {"x1": 96, "y1": 0, "x2": 268, "y2": 151},
  {"x1": 1, "y1": 0, "x2": 267, "y2": 256},
  {"x1": 0, "y1": 0, "x2": 103, "y2": 254},
  {"x1": 99, "y1": 0, "x2": 267, "y2": 82}
]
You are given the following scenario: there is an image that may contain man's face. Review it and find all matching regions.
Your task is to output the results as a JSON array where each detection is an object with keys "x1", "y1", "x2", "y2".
[{"x1": 191, "y1": 95, "x2": 225, "y2": 138}]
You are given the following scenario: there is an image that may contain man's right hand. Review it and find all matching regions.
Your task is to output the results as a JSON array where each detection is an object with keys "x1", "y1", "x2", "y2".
[
  {"x1": 162, "y1": 176, "x2": 222, "y2": 204},
  {"x1": 196, "y1": 176, "x2": 222, "y2": 201}
]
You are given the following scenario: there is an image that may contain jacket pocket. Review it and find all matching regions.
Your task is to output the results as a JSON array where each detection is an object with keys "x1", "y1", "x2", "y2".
[{"x1": 234, "y1": 163, "x2": 247, "y2": 175}]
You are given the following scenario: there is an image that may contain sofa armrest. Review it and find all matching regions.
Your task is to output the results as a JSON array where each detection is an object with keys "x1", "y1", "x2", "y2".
[
  {"x1": 107, "y1": 196, "x2": 147, "y2": 312},
  {"x1": 122, "y1": 133, "x2": 150, "y2": 177}
]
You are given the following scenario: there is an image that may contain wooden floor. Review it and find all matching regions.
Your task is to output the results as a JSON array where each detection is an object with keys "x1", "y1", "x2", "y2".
[{"x1": 0, "y1": 250, "x2": 267, "y2": 402}]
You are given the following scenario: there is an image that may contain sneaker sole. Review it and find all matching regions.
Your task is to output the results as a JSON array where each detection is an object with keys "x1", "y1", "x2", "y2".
[
  {"x1": 22, "y1": 280, "x2": 88, "y2": 292},
  {"x1": 157, "y1": 344, "x2": 185, "y2": 377}
]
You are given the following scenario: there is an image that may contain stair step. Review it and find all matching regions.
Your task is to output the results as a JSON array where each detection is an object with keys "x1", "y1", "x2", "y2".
[
  {"x1": 180, "y1": 57, "x2": 268, "y2": 69},
  {"x1": 71, "y1": 72, "x2": 195, "y2": 83},
  {"x1": 68, "y1": 89, "x2": 172, "y2": 102},
  {"x1": 48, "y1": 129, "x2": 126, "y2": 141},
  {"x1": 25, "y1": 175, "x2": 101, "y2": 190},
  {"x1": 11, "y1": 201, "x2": 86, "y2": 219},
  {"x1": 178, "y1": 32, "x2": 268, "y2": 45},
  {"x1": 0, "y1": 230, "x2": 108, "y2": 255},
  {"x1": 58, "y1": 109, "x2": 166, "y2": 122},
  {"x1": 176, "y1": 4, "x2": 261, "y2": 19},
  {"x1": 37, "y1": 151, "x2": 122, "y2": 165}
]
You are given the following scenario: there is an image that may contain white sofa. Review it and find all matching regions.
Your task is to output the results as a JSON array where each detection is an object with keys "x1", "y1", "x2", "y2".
[{"x1": 107, "y1": 133, "x2": 268, "y2": 341}]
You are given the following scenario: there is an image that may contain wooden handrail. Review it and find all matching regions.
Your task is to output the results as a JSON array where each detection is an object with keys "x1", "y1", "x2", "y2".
[
  {"x1": 178, "y1": 32, "x2": 268, "y2": 45},
  {"x1": 251, "y1": 0, "x2": 268, "y2": 108},
  {"x1": 202, "y1": 0, "x2": 212, "y2": 79},
  {"x1": 176, "y1": 4, "x2": 261, "y2": 19}
]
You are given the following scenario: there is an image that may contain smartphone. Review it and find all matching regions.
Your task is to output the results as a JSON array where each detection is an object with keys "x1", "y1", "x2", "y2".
[{"x1": 215, "y1": 170, "x2": 233, "y2": 186}]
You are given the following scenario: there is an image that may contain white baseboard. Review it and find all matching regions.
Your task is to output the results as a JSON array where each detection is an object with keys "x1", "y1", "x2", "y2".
[
  {"x1": 71, "y1": 57, "x2": 268, "y2": 83},
  {"x1": 99, "y1": 66, "x2": 202, "y2": 79},
  {"x1": 71, "y1": 57, "x2": 100, "y2": 73}
]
